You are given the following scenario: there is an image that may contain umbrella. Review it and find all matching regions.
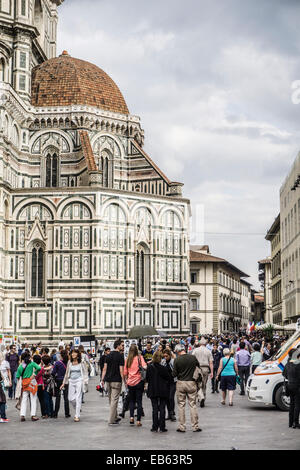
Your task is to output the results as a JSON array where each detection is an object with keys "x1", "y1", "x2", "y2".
[
  {"x1": 128, "y1": 325, "x2": 158, "y2": 338},
  {"x1": 157, "y1": 330, "x2": 168, "y2": 338}
]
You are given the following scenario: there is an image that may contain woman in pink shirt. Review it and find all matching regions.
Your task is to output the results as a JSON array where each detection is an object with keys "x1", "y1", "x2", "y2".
[{"x1": 124, "y1": 344, "x2": 147, "y2": 427}]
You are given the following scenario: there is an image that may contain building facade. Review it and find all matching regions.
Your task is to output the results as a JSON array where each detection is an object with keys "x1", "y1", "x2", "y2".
[
  {"x1": 189, "y1": 245, "x2": 250, "y2": 335},
  {"x1": 0, "y1": 0, "x2": 191, "y2": 343},
  {"x1": 258, "y1": 258, "x2": 272, "y2": 324},
  {"x1": 265, "y1": 214, "x2": 282, "y2": 324},
  {"x1": 280, "y1": 152, "x2": 300, "y2": 326}
]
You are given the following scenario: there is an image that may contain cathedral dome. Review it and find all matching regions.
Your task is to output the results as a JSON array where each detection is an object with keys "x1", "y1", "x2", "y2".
[{"x1": 31, "y1": 51, "x2": 129, "y2": 115}]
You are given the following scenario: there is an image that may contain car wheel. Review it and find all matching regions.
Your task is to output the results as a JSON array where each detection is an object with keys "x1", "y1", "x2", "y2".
[{"x1": 274, "y1": 384, "x2": 290, "y2": 411}]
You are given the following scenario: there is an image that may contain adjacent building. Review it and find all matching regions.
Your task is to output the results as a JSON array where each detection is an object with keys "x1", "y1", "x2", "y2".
[
  {"x1": 0, "y1": 0, "x2": 191, "y2": 343},
  {"x1": 258, "y1": 258, "x2": 272, "y2": 323},
  {"x1": 280, "y1": 152, "x2": 300, "y2": 326},
  {"x1": 265, "y1": 214, "x2": 282, "y2": 324},
  {"x1": 189, "y1": 245, "x2": 251, "y2": 335}
]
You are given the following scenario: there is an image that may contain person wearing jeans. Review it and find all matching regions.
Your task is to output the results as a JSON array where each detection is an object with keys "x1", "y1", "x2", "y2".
[
  {"x1": 41, "y1": 355, "x2": 54, "y2": 418},
  {"x1": 5, "y1": 345, "x2": 19, "y2": 399},
  {"x1": 52, "y1": 350, "x2": 70, "y2": 418},
  {"x1": 101, "y1": 339, "x2": 124, "y2": 426},
  {"x1": 146, "y1": 351, "x2": 170, "y2": 433},
  {"x1": 235, "y1": 342, "x2": 251, "y2": 395},
  {"x1": 124, "y1": 344, "x2": 146, "y2": 426}
]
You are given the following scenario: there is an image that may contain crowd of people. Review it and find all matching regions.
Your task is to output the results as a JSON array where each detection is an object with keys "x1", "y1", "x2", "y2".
[{"x1": 0, "y1": 331, "x2": 299, "y2": 431}]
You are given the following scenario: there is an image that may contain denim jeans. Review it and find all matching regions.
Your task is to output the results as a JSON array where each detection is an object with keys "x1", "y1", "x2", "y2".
[
  {"x1": 43, "y1": 390, "x2": 54, "y2": 417},
  {"x1": 128, "y1": 381, "x2": 144, "y2": 421},
  {"x1": 238, "y1": 365, "x2": 250, "y2": 393},
  {"x1": 0, "y1": 403, "x2": 6, "y2": 419},
  {"x1": 8, "y1": 370, "x2": 17, "y2": 399},
  {"x1": 54, "y1": 380, "x2": 70, "y2": 417}
]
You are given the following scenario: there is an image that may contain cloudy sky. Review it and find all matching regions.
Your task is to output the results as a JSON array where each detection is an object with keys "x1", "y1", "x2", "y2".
[{"x1": 58, "y1": 0, "x2": 300, "y2": 289}]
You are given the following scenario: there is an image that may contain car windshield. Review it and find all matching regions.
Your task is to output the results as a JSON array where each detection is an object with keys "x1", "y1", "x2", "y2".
[{"x1": 272, "y1": 331, "x2": 300, "y2": 361}]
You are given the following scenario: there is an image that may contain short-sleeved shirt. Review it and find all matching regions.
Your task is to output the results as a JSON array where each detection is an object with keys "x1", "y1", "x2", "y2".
[
  {"x1": 124, "y1": 355, "x2": 147, "y2": 386},
  {"x1": 142, "y1": 349, "x2": 154, "y2": 364},
  {"x1": 104, "y1": 351, "x2": 125, "y2": 383},
  {"x1": 192, "y1": 346, "x2": 213, "y2": 367},
  {"x1": 251, "y1": 351, "x2": 262, "y2": 366}
]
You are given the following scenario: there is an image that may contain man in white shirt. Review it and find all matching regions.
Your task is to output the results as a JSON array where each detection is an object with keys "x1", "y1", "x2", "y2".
[{"x1": 192, "y1": 337, "x2": 213, "y2": 407}]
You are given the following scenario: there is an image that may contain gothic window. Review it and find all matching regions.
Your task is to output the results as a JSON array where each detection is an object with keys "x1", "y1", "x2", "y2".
[
  {"x1": 99, "y1": 150, "x2": 114, "y2": 188},
  {"x1": 135, "y1": 245, "x2": 150, "y2": 299},
  {"x1": 0, "y1": 58, "x2": 6, "y2": 82},
  {"x1": 31, "y1": 243, "x2": 44, "y2": 298},
  {"x1": 45, "y1": 152, "x2": 59, "y2": 187}
]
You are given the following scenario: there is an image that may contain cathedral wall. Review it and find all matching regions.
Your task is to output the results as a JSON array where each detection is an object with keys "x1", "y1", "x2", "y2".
[{"x1": 0, "y1": 187, "x2": 190, "y2": 342}]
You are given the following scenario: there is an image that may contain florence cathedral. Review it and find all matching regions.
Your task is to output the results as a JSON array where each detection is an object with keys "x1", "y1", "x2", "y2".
[{"x1": 0, "y1": 0, "x2": 190, "y2": 343}]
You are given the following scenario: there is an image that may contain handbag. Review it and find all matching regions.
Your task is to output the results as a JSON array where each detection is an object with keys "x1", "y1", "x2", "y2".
[
  {"x1": 3, "y1": 374, "x2": 10, "y2": 389},
  {"x1": 236, "y1": 375, "x2": 241, "y2": 386},
  {"x1": 138, "y1": 355, "x2": 147, "y2": 381}
]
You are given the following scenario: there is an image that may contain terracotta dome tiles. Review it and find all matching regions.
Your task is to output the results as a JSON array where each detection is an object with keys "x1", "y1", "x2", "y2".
[{"x1": 31, "y1": 53, "x2": 129, "y2": 115}]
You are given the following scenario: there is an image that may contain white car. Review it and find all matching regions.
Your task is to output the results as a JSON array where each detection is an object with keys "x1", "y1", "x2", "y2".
[{"x1": 247, "y1": 330, "x2": 300, "y2": 411}]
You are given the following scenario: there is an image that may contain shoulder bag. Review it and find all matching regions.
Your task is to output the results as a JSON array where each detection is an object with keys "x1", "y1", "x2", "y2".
[{"x1": 138, "y1": 355, "x2": 147, "y2": 381}]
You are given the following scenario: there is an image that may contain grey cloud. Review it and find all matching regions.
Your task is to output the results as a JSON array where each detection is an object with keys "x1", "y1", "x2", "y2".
[{"x1": 58, "y1": 0, "x2": 300, "y2": 288}]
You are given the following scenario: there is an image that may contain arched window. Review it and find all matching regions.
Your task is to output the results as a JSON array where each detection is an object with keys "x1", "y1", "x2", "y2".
[
  {"x1": 99, "y1": 151, "x2": 114, "y2": 188},
  {"x1": 136, "y1": 245, "x2": 150, "y2": 299},
  {"x1": 12, "y1": 125, "x2": 19, "y2": 147},
  {"x1": 45, "y1": 151, "x2": 59, "y2": 187},
  {"x1": 0, "y1": 58, "x2": 6, "y2": 82},
  {"x1": 31, "y1": 243, "x2": 44, "y2": 298}
]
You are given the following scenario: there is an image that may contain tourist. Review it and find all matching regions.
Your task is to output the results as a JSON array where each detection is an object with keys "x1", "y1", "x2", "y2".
[
  {"x1": 61, "y1": 349, "x2": 88, "y2": 422},
  {"x1": 33, "y1": 355, "x2": 47, "y2": 418},
  {"x1": 146, "y1": 350, "x2": 170, "y2": 433},
  {"x1": 0, "y1": 351, "x2": 12, "y2": 393},
  {"x1": 211, "y1": 343, "x2": 222, "y2": 393},
  {"x1": 41, "y1": 355, "x2": 54, "y2": 418},
  {"x1": 0, "y1": 373, "x2": 8, "y2": 422},
  {"x1": 5, "y1": 344, "x2": 19, "y2": 399},
  {"x1": 162, "y1": 349, "x2": 176, "y2": 421},
  {"x1": 235, "y1": 342, "x2": 251, "y2": 395},
  {"x1": 52, "y1": 349, "x2": 70, "y2": 418},
  {"x1": 124, "y1": 344, "x2": 147, "y2": 427},
  {"x1": 16, "y1": 351, "x2": 41, "y2": 422},
  {"x1": 250, "y1": 343, "x2": 263, "y2": 373},
  {"x1": 216, "y1": 348, "x2": 239, "y2": 406},
  {"x1": 283, "y1": 348, "x2": 300, "y2": 429},
  {"x1": 172, "y1": 344, "x2": 201, "y2": 433},
  {"x1": 192, "y1": 337, "x2": 213, "y2": 407},
  {"x1": 142, "y1": 342, "x2": 154, "y2": 364},
  {"x1": 101, "y1": 339, "x2": 124, "y2": 426},
  {"x1": 262, "y1": 341, "x2": 272, "y2": 361}
]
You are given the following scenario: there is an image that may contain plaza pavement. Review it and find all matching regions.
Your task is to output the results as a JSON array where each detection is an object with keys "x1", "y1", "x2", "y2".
[{"x1": 1, "y1": 377, "x2": 299, "y2": 450}]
